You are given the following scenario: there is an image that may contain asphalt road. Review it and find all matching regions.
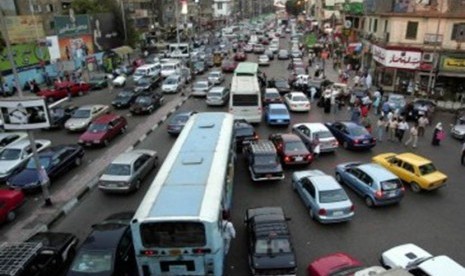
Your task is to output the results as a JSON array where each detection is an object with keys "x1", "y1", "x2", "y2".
[{"x1": 32, "y1": 37, "x2": 465, "y2": 275}]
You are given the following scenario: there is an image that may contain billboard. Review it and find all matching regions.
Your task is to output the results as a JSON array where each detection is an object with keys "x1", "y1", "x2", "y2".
[
  {"x1": 0, "y1": 43, "x2": 50, "y2": 72},
  {"x1": 54, "y1": 15, "x2": 91, "y2": 37},
  {"x1": 4, "y1": 16, "x2": 45, "y2": 44},
  {"x1": 46, "y1": 36, "x2": 61, "y2": 61},
  {"x1": 372, "y1": 45, "x2": 421, "y2": 69},
  {"x1": 0, "y1": 98, "x2": 51, "y2": 130},
  {"x1": 58, "y1": 35, "x2": 94, "y2": 61},
  {"x1": 89, "y1": 13, "x2": 123, "y2": 51}
]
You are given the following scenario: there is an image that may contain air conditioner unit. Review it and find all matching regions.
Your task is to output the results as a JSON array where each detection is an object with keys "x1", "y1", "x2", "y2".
[{"x1": 422, "y1": 53, "x2": 433, "y2": 62}]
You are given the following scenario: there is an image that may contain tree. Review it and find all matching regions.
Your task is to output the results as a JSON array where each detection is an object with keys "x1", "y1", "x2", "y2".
[{"x1": 285, "y1": 0, "x2": 305, "y2": 16}]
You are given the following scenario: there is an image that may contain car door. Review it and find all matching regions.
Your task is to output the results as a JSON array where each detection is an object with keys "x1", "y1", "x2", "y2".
[
  {"x1": 357, "y1": 171, "x2": 374, "y2": 197},
  {"x1": 108, "y1": 120, "x2": 119, "y2": 139},
  {"x1": 331, "y1": 123, "x2": 344, "y2": 140},
  {"x1": 302, "y1": 179, "x2": 317, "y2": 210},
  {"x1": 115, "y1": 229, "x2": 135, "y2": 275},
  {"x1": 344, "y1": 168, "x2": 363, "y2": 193},
  {"x1": 296, "y1": 125, "x2": 310, "y2": 146},
  {"x1": 387, "y1": 157, "x2": 404, "y2": 178},
  {"x1": 400, "y1": 161, "x2": 416, "y2": 183},
  {"x1": 135, "y1": 154, "x2": 151, "y2": 180}
]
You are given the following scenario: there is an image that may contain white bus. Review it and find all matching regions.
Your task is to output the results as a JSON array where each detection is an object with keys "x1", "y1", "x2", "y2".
[
  {"x1": 168, "y1": 43, "x2": 190, "y2": 59},
  {"x1": 131, "y1": 112, "x2": 235, "y2": 276}
]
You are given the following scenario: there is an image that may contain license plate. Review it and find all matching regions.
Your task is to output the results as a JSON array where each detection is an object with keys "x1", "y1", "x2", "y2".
[
  {"x1": 387, "y1": 192, "x2": 396, "y2": 198},
  {"x1": 363, "y1": 140, "x2": 369, "y2": 144},
  {"x1": 266, "y1": 174, "x2": 272, "y2": 178},
  {"x1": 295, "y1": 156, "x2": 303, "y2": 161},
  {"x1": 277, "y1": 119, "x2": 283, "y2": 123},
  {"x1": 333, "y1": 211, "x2": 343, "y2": 216},
  {"x1": 86, "y1": 143, "x2": 92, "y2": 146}
]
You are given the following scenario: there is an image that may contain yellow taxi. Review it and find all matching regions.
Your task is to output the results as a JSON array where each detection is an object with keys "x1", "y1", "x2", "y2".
[{"x1": 372, "y1": 152, "x2": 447, "y2": 193}]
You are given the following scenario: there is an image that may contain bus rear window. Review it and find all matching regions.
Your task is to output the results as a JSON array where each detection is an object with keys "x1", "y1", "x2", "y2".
[
  {"x1": 140, "y1": 222, "x2": 206, "y2": 247},
  {"x1": 233, "y1": 94, "x2": 259, "y2": 106}
]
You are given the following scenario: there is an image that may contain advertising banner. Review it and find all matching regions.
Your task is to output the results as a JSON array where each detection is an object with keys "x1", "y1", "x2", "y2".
[
  {"x1": 372, "y1": 45, "x2": 421, "y2": 69},
  {"x1": 4, "y1": 16, "x2": 45, "y2": 44},
  {"x1": 54, "y1": 15, "x2": 91, "y2": 37},
  {"x1": 58, "y1": 35, "x2": 94, "y2": 61},
  {"x1": 0, "y1": 43, "x2": 50, "y2": 72},
  {"x1": 89, "y1": 13, "x2": 123, "y2": 51},
  {"x1": 440, "y1": 55, "x2": 465, "y2": 73},
  {"x1": 0, "y1": 98, "x2": 51, "y2": 130}
]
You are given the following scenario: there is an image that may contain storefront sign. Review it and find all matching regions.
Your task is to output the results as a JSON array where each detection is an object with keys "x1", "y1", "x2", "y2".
[
  {"x1": 54, "y1": 15, "x2": 90, "y2": 37},
  {"x1": 372, "y1": 45, "x2": 421, "y2": 69},
  {"x1": 440, "y1": 56, "x2": 465, "y2": 72}
]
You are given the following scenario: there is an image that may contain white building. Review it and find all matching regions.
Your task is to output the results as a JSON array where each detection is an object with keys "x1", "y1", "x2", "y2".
[{"x1": 213, "y1": 0, "x2": 233, "y2": 18}]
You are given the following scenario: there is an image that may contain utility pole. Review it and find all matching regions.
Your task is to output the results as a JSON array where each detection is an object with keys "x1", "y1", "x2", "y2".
[
  {"x1": 426, "y1": 0, "x2": 443, "y2": 98},
  {"x1": 120, "y1": 0, "x2": 128, "y2": 43}
]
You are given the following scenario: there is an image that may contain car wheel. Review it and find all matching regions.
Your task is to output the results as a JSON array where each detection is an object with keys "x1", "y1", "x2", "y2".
[
  {"x1": 75, "y1": 157, "x2": 82, "y2": 166},
  {"x1": 335, "y1": 172, "x2": 342, "y2": 183},
  {"x1": 135, "y1": 179, "x2": 141, "y2": 191},
  {"x1": 309, "y1": 208, "x2": 315, "y2": 220},
  {"x1": 343, "y1": 141, "x2": 349, "y2": 149},
  {"x1": 103, "y1": 139, "x2": 109, "y2": 147},
  {"x1": 410, "y1": 182, "x2": 421, "y2": 193},
  {"x1": 365, "y1": 196, "x2": 374, "y2": 207},
  {"x1": 6, "y1": 211, "x2": 16, "y2": 222}
]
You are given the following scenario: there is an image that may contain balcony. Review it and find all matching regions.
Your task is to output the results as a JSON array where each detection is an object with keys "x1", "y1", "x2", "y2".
[{"x1": 424, "y1": 33, "x2": 443, "y2": 46}]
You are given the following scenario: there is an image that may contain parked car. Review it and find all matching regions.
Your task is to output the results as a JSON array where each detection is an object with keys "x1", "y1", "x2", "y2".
[
  {"x1": 258, "y1": 55, "x2": 270, "y2": 66},
  {"x1": 0, "y1": 139, "x2": 51, "y2": 182},
  {"x1": 111, "y1": 74, "x2": 127, "y2": 87},
  {"x1": 129, "y1": 93, "x2": 164, "y2": 115},
  {"x1": 222, "y1": 60, "x2": 238, "y2": 73},
  {"x1": 192, "y1": 80, "x2": 214, "y2": 97},
  {"x1": 386, "y1": 93, "x2": 406, "y2": 113},
  {"x1": 66, "y1": 212, "x2": 136, "y2": 276},
  {"x1": 263, "y1": 88, "x2": 283, "y2": 105},
  {"x1": 292, "y1": 123, "x2": 338, "y2": 153},
  {"x1": 292, "y1": 170, "x2": 354, "y2": 223},
  {"x1": 273, "y1": 77, "x2": 291, "y2": 94},
  {"x1": 245, "y1": 206, "x2": 297, "y2": 275},
  {"x1": 162, "y1": 74, "x2": 184, "y2": 94},
  {"x1": 78, "y1": 114, "x2": 127, "y2": 147},
  {"x1": 7, "y1": 144, "x2": 85, "y2": 191},
  {"x1": 47, "y1": 106, "x2": 78, "y2": 129},
  {"x1": 243, "y1": 140, "x2": 284, "y2": 181},
  {"x1": 269, "y1": 133, "x2": 313, "y2": 165},
  {"x1": 207, "y1": 70, "x2": 225, "y2": 84},
  {"x1": 167, "y1": 111, "x2": 198, "y2": 136},
  {"x1": 380, "y1": 243, "x2": 465, "y2": 275},
  {"x1": 264, "y1": 103, "x2": 290, "y2": 126},
  {"x1": 88, "y1": 74, "x2": 109, "y2": 90},
  {"x1": 291, "y1": 49, "x2": 302, "y2": 58},
  {"x1": 307, "y1": 253, "x2": 365, "y2": 276},
  {"x1": 243, "y1": 43, "x2": 253, "y2": 53},
  {"x1": 180, "y1": 67, "x2": 192, "y2": 84},
  {"x1": 325, "y1": 121, "x2": 376, "y2": 150},
  {"x1": 284, "y1": 91, "x2": 311, "y2": 112},
  {"x1": 0, "y1": 132, "x2": 28, "y2": 151},
  {"x1": 134, "y1": 76, "x2": 159, "y2": 92},
  {"x1": 268, "y1": 44, "x2": 279, "y2": 54},
  {"x1": 37, "y1": 81, "x2": 90, "y2": 102},
  {"x1": 277, "y1": 49, "x2": 290, "y2": 60},
  {"x1": 335, "y1": 162, "x2": 405, "y2": 207},
  {"x1": 264, "y1": 49, "x2": 274, "y2": 60},
  {"x1": 451, "y1": 114, "x2": 465, "y2": 140},
  {"x1": 111, "y1": 89, "x2": 140, "y2": 109},
  {"x1": 0, "y1": 189, "x2": 24, "y2": 223},
  {"x1": 233, "y1": 120, "x2": 258, "y2": 152},
  {"x1": 64, "y1": 104, "x2": 110, "y2": 132},
  {"x1": 98, "y1": 149, "x2": 158, "y2": 193},
  {"x1": 206, "y1": 86, "x2": 230, "y2": 106},
  {"x1": 372, "y1": 152, "x2": 447, "y2": 193}
]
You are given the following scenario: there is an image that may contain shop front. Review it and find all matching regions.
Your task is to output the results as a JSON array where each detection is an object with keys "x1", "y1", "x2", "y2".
[
  {"x1": 436, "y1": 53, "x2": 465, "y2": 98},
  {"x1": 371, "y1": 44, "x2": 421, "y2": 94}
]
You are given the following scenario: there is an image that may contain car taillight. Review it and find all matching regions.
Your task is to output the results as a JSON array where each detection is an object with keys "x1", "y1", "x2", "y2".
[
  {"x1": 306, "y1": 154, "x2": 313, "y2": 160},
  {"x1": 333, "y1": 141, "x2": 339, "y2": 146},
  {"x1": 305, "y1": 103, "x2": 310, "y2": 107},
  {"x1": 192, "y1": 248, "x2": 212, "y2": 254},
  {"x1": 375, "y1": 191, "x2": 383, "y2": 199},
  {"x1": 318, "y1": 209, "x2": 327, "y2": 215},
  {"x1": 284, "y1": 156, "x2": 291, "y2": 162},
  {"x1": 354, "y1": 139, "x2": 360, "y2": 144},
  {"x1": 254, "y1": 134, "x2": 259, "y2": 140},
  {"x1": 401, "y1": 186, "x2": 406, "y2": 192},
  {"x1": 350, "y1": 205, "x2": 355, "y2": 212},
  {"x1": 141, "y1": 250, "x2": 158, "y2": 256}
]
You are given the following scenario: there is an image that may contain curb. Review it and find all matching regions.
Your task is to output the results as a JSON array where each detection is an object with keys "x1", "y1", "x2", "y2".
[{"x1": 41, "y1": 96, "x2": 191, "y2": 232}]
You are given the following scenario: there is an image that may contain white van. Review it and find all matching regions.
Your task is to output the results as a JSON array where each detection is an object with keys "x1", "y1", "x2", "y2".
[
  {"x1": 229, "y1": 76, "x2": 262, "y2": 123},
  {"x1": 161, "y1": 60, "x2": 182, "y2": 78},
  {"x1": 133, "y1": 63, "x2": 161, "y2": 82}
]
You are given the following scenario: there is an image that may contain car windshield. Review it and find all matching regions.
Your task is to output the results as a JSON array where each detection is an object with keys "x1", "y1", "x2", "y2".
[
  {"x1": 275, "y1": 80, "x2": 288, "y2": 87},
  {"x1": 266, "y1": 93, "x2": 280, "y2": 99},
  {"x1": 0, "y1": 149, "x2": 21, "y2": 160},
  {"x1": 138, "y1": 79, "x2": 150, "y2": 85},
  {"x1": 380, "y1": 179, "x2": 402, "y2": 191},
  {"x1": 419, "y1": 163, "x2": 437, "y2": 175},
  {"x1": 70, "y1": 250, "x2": 113, "y2": 273},
  {"x1": 348, "y1": 126, "x2": 369, "y2": 136},
  {"x1": 88, "y1": 123, "x2": 108, "y2": 132},
  {"x1": 319, "y1": 189, "x2": 348, "y2": 203},
  {"x1": 104, "y1": 163, "x2": 131, "y2": 176},
  {"x1": 292, "y1": 95, "x2": 307, "y2": 102},
  {"x1": 209, "y1": 73, "x2": 220, "y2": 77},
  {"x1": 72, "y1": 109, "x2": 91, "y2": 119},
  {"x1": 284, "y1": 141, "x2": 306, "y2": 151},
  {"x1": 389, "y1": 96, "x2": 404, "y2": 105},
  {"x1": 118, "y1": 91, "x2": 132, "y2": 97},
  {"x1": 164, "y1": 78, "x2": 177, "y2": 85},
  {"x1": 162, "y1": 65, "x2": 174, "y2": 71},
  {"x1": 270, "y1": 108, "x2": 288, "y2": 115},
  {"x1": 135, "y1": 96, "x2": 151, "y2": 104},
  {"x1": 254, "y1": 154, "x2": 279, "y2": 166},
  {"x1": 255, "y1": 238, "x2": 292, "y2": 254},
  {"x1": 194, "y1": 82, "x2": 208, "y2": 89},
  {"x1": 26, "y1": 156, "x2": 51, "y2": 169},
  {"x1": 208, "y1": 92, "x2": 222, "y2": 97},
  {"x1": 315, "y1": 131, "x2": 333, "y2": 139},
  {"x1": 171, "y1": 114, "x2": 189, "y2": 124}
]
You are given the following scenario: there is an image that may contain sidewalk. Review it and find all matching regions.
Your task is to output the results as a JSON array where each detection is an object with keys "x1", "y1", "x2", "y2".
[{"x1": 2, "y1": 95, "x2": 190, "y2": 243}]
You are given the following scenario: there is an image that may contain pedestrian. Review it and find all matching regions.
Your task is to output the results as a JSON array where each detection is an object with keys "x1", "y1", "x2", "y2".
[
  {"x1": 323, "y1": 92, "x2": 331, "y2": 114},
  {"x1": 67, "y1": 86, "x2": 72, "y2": 102},
  {"x1": 222, "y1": 217, "x2": 236, "y2": 255},
  {"x1": 330, "y1": 92, "x2": 338, "y2": 114},
  {"x1": 396, "y1": 118, "x2": 409, "y2": 142},
  {"x1": 417, "y1": 115, "x2": 429, "y2": 137},
  {"x1": 388, "y1": 117, "x2": 398, "y2": 141},
  {"x1": 312, "y1": 134, "x2": 321, "y2": 158},
  {"x1": 405, "y1": 122, "x2": 419, "y2": 148},
  {"x1": 461, "y1": 142, "x2": 465, "y2": 165},
  {"x1": 309, "y1": 86, "x2": 317, "y2": 103},
  {"x1": 353, "y1": 74, "x2": 361, "y2": 87},
  {"x1": 350, "y1": 103, "x2": 361, "y2": 124},
  {"x1": 361, "y1": 115, "x2": 372, "y2": 133},
  {"x1": 376, "y1": 116, "x2": 386, "y2": 142},
  {"x1": 431, "y1": 122, "x2": 445, "y2": 146}
]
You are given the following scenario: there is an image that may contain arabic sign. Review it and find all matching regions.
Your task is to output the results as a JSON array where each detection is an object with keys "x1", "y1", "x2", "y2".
[
  {"x1": 0, "y1": 43, "x2": 50, "y2": 72},
  {"x1": 440, "y1": 55, "x2": 465, "y2": 72},
  {"x1": 4, "y1": 16, "x2": 45, "y2": 44},
  {"x1": 372, "y1": 45, "x2": 421, "y2": 69},
  {"x1": 54, "y1": 15, "x2": 90, "y2": 37}
]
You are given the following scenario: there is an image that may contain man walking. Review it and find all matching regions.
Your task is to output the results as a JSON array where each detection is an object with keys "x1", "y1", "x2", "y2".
[
  {"x1": 405, "y1": 123, "x2": 419, "y2": 148},
  {"x1": 222, "y1": 217, "x2": 236, "y2": 255},
  {"x1": 417, "y1": 115, "x2": 429, "y2": 137}
]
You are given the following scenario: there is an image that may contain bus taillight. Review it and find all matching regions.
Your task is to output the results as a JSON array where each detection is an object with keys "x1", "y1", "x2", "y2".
[
  {"x1": 141, "y1": 250, "x2": 157, "y2": 256},
  {"x1": 192, "y1": 248, "x2": 212, "y2": 254}
]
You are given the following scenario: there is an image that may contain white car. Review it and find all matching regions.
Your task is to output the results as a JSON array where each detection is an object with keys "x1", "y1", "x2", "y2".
[
  {"x1": 191, "y1": 80, "x2": 213, "y2": 97},
  {"x1": 0, "y1": 132, "x2": 28, "y2": 152},
  {"x1": 207, "y1": 71, "x2": 224, "y2": 85},
  {"x1": 0, "y1": 139, "x2": 51, "y2": 181},
  {"x1": 380, "y1": 243, "x2": 465, "y2": 275},
  {"x1": 292, "y1": 123, "x2": 339, "y2": 153},
  {"x1": 64, "y1": 104, "x2": 110, "y2": 132},
  {"x1": 284, "y1": 91, "x2": 310, "y2": 112},
  {"x1": 269, "y1": 44, "x2": 279, "y2": 53},
  {"x1": 258, "y1": 55, "x2": 270, "y2": 66},
  {"x1": 98, "y1": 149, "x2": 158, "y2": 193},
  {"x1": 112, "y1": 74, "x2": 127, "y2": 87},
  {"x1": 162, "y1": 74, "x2": 184, "y2": 93},
  {"x1": 291, "y1": 49, "x2": 302, "y2": 58}
]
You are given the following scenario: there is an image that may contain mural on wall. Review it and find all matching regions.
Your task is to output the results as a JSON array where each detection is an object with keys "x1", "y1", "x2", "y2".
[
  {"x1": 0, "y1": 43, "x2": 50, "y2": 72},
  {"x1": 58, "y1": 35, "x2": 94, "y2": 68}
]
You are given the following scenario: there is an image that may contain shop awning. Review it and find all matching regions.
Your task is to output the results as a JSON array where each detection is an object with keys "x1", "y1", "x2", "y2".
[
  {"x1": 437, "y1": 71, "x2": 465, "y2": 78},
  {"x1": 112, "y1": 46, "x2": 134, "y2": 57}
]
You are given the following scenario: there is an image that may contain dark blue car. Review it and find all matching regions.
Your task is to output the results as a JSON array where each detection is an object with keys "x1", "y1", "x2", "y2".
[
  {"x1": 325, "y1": 121, "x2": 376, "y2": 150},
  {"x1": 7, "y1": 144, "x2": 85, "y2": 191}
]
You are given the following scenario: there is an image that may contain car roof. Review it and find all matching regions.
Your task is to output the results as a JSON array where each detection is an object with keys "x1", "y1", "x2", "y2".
[
  {"x1": 358, "y1": 163, "x2": 399, "y2": 181},
  {"x1": 38, "y1": 144, "x2": 77, "y2": 157},
  {"x1": 269, "y1": 103, "x2": 287, "y2": 109},
  {"x1": 295, "y1": 123, "x2": 329, "y2": 132},
  {"x1": 93, "y1": 114, "x2": 120, "y2": 123},
  {"x1": 395, "y1": 153, "x2": 432, "y2": 166},
  {"x1": 265, "y1": 88, "x2": 279, "y2": 93},
  {"x1": 209, "y1": 86, "x2": 226, "y2": 93},
  {"x1": 2, "y1": 139, "x2": 47, "y2": 149},
  {"x1": 340, "y1": 121, "x2": 360, "y2": 128},
  {"x1": 289, "y1": 91, "x2": 306, "y2": 97},
  {"x1": 82, "y1": 224, "x2": 128, "y2": 250},
  {"x1": 279, "y1": 133, "x2": 301, "y2": 141},
  {"x1": 111, "y1": 151, "x2": 144, "y2": 165},
  {"x1": 78, "y1": 104, "x2": 101, "y2": 110}
]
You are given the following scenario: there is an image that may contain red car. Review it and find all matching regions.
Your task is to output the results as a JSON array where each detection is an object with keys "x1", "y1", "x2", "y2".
[
  {"x1": 269, "y1": 133, "x2": 313, "y2": 165},
  {"x1": 221, "y1": 60, "x2": 238, "y2": 73},
  {"x1": 234, "y1": 51, "x2": 247, "y2": 62},
  {"x1": 37, "y1": 81, "x2": 90, "y2": 102},
  {"x1": 0, "y1": 189, "x2": 25, "y2": 223},
  {"x1": 307, "y1": 253, "x2": 363, "y2": 276},
  {"x1": 78, "y1": 114, "x2": 128, "y2": 147}
]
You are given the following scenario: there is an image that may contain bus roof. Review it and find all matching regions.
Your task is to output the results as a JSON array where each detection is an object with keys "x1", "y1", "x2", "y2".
[
  {"x1": 234, "y1": 62, "x2": 259, "y2": 76},
  {"x1": 231, "y1": 76, "x2": 260, "y2": 94},
  {"x1": 133, "y1": 112, "x2": 234, "y2": 223}
]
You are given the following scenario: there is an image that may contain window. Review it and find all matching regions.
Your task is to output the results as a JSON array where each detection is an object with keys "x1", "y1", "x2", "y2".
[
  {"x1": 384, "y1": 20, "x2": 388, "y2": 32},
  {"x1": 45, "y1": 4, "x2": 53, "y2": 12},
  {"x1": 373, "y1": 19, "x2": 378, "y2": 33},
  {"x1": 30, "y1": 4, "x2": 42, "y2": 13},
  {"x1": 451, "y1": 23, "x2": 465, "y2": 42},
  {"x1": 406, "y1": 21, "x2": 418, "y2": 40},
  {"x1": 217, "y1": 2, "x2": 223, "y2": 10},
  {"x1": 369, "y1": 18, "x2": 372, "y2": 32},
  {"x1": 402, "y1": 162, "x2": 415, "y2": 173}
]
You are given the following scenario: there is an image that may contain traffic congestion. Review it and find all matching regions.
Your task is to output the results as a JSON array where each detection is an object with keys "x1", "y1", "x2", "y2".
[{"x1": 0, "y1": 14, "x2": 465, "y2": 276}]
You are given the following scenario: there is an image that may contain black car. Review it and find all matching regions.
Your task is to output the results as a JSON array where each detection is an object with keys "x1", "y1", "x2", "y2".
[
  {"x1": 0, "y1": 232, "x2": 78, "y2": 276},
  {"x1": 129, "y1": 92, "x2": 164, "y2": 115},
  {"x1": 273, "y1": 78, "x2": 291, "y2": 94},
  {"x1": 88, "y1": 74, "x2": 108, "y2": 90},
  {"x1": 233, "y1": 120, "x2": 258, "y2": 152},
  {"x1": 243, "y1": 141, "x2": 284, "y2": 181},
  {"x1": 193, "y1": 61, "x2": 207, "y2": 75},
  {"x1": 47, "y1": 105, "x2": 78, "y2": 129},
  {"x1": 111, "y1": 89, "x2": 140, "y2": 109},
  {"x1": 404, "y1": 99, "x2": 436, "y2": 121},
  {"x1": 66, "y1": 212, "x2": 136, "y2": 276},
  {"x1": 134, "y1": 76, "x2": 159, "y2": 92},
  {"x1": 245, "y1": 206, "x2": 297, "y2": 276}
]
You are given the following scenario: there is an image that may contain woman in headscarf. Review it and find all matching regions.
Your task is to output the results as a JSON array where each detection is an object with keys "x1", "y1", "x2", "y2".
[{"x1": 431, "y1": 122, "x2": 445, "y2": 146}]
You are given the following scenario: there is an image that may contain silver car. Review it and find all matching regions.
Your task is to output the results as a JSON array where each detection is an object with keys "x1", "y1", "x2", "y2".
[
  {"x1": 207, "y1": 71, "x2": 224, "y2": 85},
  {"x1": 98, "y1": 149, "x2": 158, "y2": 193},
  {"x1": 206, "y1": 86, "x2": 230, "y2": 106},
  {"x1": 292, "y1": 123, "x2": 339, "y2": 153},
  {"x1": 64, "y1": 104, "x2": 110, "y2": 132},
  {"x1": 191, "y1": 80, "x2": 213, "y2": 97}
]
